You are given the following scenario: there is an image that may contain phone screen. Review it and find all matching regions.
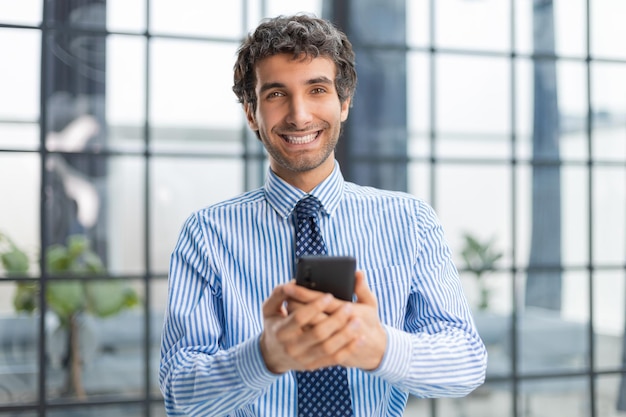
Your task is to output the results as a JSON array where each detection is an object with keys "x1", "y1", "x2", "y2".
[{"x1": 295, "y1": 255, "x2": 356, "y2": 301}]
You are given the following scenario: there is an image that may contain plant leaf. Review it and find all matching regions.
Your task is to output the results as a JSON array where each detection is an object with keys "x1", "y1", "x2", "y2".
[
  {"x1": 13, "y1": 282, "x2": 38, "y2": 313},
  {"x1": 1, "y1": 248, "x2": 30, "y2": 275},
  {"x1": 47, "y1": 281, "x2": 85, "y2": 323},
  {"x1": 85, "y1": 281, "x2": 140, "y2": 317}
]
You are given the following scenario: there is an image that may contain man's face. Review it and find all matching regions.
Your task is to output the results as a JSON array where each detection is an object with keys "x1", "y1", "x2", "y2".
[{"x1": 245, "y1": 53, "x2": 350, "y2": 188}]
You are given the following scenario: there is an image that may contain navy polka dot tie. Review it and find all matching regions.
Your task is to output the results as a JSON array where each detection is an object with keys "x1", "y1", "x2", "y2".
[{"x1": 294, "y1": 196, "x2": 353, "y2": 417}]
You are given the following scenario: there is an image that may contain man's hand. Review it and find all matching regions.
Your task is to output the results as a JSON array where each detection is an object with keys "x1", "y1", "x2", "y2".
[
  {"x1": 260, "y1": 282, "x2": 356, "y2": 373},
  {"x1": 259, "y1": 271, "x2": 387, "y2": 374},
  {"x1": 337, "y1": 271, "x2": 387, "y2": 370}
]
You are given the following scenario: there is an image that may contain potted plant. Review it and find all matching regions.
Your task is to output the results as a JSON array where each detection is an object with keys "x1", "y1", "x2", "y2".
[
  {"x1": 460, "y1": 232, "x2": 503, "y2": 311},
  {"x1": 0, "y1": 231, "x2": 139, "y2": 399}
]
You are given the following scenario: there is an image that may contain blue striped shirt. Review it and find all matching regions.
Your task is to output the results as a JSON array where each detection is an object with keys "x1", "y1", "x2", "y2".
[{"x1": 159, "y1": 161, "x2": 487, "y2": 417}]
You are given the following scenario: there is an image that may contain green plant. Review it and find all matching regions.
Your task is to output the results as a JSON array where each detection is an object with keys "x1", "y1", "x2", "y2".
[
  {"x1": 0, "y1": 232, "x2": 30, "y2": 275},
  {"x1": 0, "y1": 231, "x2": 140, "y2": 399},
  {"x1": 460, "y1": 233, "x2": 503, "y2": 311}
]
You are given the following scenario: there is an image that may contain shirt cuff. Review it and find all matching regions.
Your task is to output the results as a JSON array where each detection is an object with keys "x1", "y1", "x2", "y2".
[
  {"x1": 235, "y1": 333, "x2": 281, "y2": 391},
  {"x1": 368, "y1": 325, "x2": 412, "y2": 384}
]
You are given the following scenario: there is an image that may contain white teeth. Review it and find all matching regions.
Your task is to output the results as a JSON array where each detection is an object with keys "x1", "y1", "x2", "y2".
[{"x1": 284, "y1": 132, "x2": 317, "y2": 144}]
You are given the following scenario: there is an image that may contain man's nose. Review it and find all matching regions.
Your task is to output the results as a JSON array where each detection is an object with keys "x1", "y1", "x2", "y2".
[{"x1": 285, "y1": 96, "x2": 313, "y2": 127}]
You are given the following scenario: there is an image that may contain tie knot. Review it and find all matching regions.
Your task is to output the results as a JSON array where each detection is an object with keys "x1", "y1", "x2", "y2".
[{"x1": 295, "y1": 195, "x2": 322, "y2": 220}]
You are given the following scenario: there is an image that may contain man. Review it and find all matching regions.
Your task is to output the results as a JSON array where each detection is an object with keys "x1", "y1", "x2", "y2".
[{"x1": 159, "y1": 13, "x2": 487, "y2": 417}]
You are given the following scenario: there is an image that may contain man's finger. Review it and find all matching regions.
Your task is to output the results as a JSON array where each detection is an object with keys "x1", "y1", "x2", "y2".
[
  {"x1": 262, "y1": 284, "x2": 288, "y2": 316},
  {"x1": 354, "y1": 270, "x2": 376, "y2": 306}
]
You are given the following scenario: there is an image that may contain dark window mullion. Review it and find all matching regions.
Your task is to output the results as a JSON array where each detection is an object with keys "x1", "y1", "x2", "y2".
[
  {"x1": 509, "y1": 0, "x2": 520, "y2": 416},
  {"x1": 585, "y1": 0, "x2": 597, "y2": 416},
  {"x1": 38, "y1": 2, "x2": 50, "y2": 415},
  {"x1": 143, "y1": 0, "x2": 153, "y2": 415}
]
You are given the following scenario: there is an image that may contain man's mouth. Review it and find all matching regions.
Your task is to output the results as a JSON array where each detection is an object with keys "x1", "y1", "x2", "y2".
[{"x1": 281, "y1": 131, "x2": 320, "y2": 145}]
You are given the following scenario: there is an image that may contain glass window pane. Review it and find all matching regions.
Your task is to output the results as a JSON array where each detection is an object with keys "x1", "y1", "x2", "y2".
[
  {"x1": 597, "y1": 375, "x2": 626, "y2": 416},
  {"x1": 516, "y1": 0, "x2": 587, "y2": 57},
  {"x1": 436, "y1": 55, "x2": 510, "y2": 136},
  {"x1": 107, "y1": 156, "x2": 146, "y2": 275},
  {"x1": 149, "y1": 39, "x2": 244, "y2": 153},
  {"x1": 516, "y1": 60, "x2": 589, "y2": 161},
  {"x1": 561, "y1": 270, "x2": 590, "y2": 333},
  {"x1": 407, "y1": 134, "x2": 430, "y2": 163},
  {"x1": 515, "y1": 164, "x2": 531, "y2": 269},
  {"x1": 520, "y1": 271, "x2": 589, "y2": 374},
  {"x1": 407, "y1": 160, "x2": 431, "y2": 201},
  {"x1": 0, "y1": 29, "x2": 40, "y2": 121},
  {"x1": 519, "y1": 377, "x2": 590, "y2": 417},
  {"x1": 150, "y1": 279, "x2": 168, "y2": 395},
  {"x1": 43, "y1": 154, "x2": 107, "y2": 257},
  {"x1": 515, "y1": 128, "x2": 584, "y2": 297},
  {"x1": 562, "y1": 166, "x2": 589, "y2": 267},
  {"x1": 107, "y1": 0, "x2": 146, "y2": 33},
  {"x1": 0, "y1": 122, "x2": 39, "y2": 151},
  {"x1": 406, "y1": 0, "x2": 430, "y2": 48},
  {"x1": 463, "y1": 271, "x2": 512, "y2": 318},
  {"x1": 151, "y1": 126, "x2": 244, "y2": 155},
  {"x1": 558, "y1": 61, "x2": 588, "y2": 162},
  {"x1": 407, "y1": 52, "x2": 430, "y2": 136},
  {"x1": 0, "y1": 153, "x2": 40, "y2": 266},
  {"x1": 515, "y1": 59, "x2": 533, "y2": 160},
  {"x1": 553, "y1": 0, "x2": 587, "y2": 57},
  {"x1": 150, "y1": 0, "x2": 243, "y2": 37},
  {"x1": 435, "y1": 0, "x2": 510, "y2": 52},
  {"x1": 266, "y1": 0, "x2": 322, "y2": 18},
  {"x1": 436, "y1": 164, "x2": 511, "y2": 269},
  {"x1": 591, "y1": 62, "x2": 626, "y2": 161},
  {"x1": 44, "y1": 32, "x2": 106, "y2": 154},
  {"x1": 0, "y1": 282, "x2": 39, "y2": 405},
  {"x1": 513, "y1": 0, "x2": 533, "y2": 55},
  {"x1": 45, "y1": 1, "x2": 106, "y2": 30},
  {"x1": 0, "y1": 0, "x2": 42, "y2": 26},
  {"x1": 48, "y1": 404, "x2": 143, "y2": 417},
  {"x1": 592, "y1": 0, "x2": 626, "y2": 59},
  {"x1": 594, "y1": 271, "x2": 625, "y2": 371},
  {"x1": 150, "y1": 157, "x2": 244, "y2": 273},
  {"x1": 106, "y1": 35, "x2": 146, "y2": 153},
  {"x1": 151, "y1": 402, "x2": 167, "y2": 417},
  {"x1": 435, "y1": 383, "x2": 513, "y2": 417},
  {"x1": 470, "y1": 274, "x2": 513, "y2": 378},
  {"x1": 593, "y1": 167, "x2": 625, "y2": 265},
  {"x1": 45, "y1": 279, "x2": 144, "y2": 400},
  {"x1": 437, "y1": 135, "x2": 510, "y2": 160}
]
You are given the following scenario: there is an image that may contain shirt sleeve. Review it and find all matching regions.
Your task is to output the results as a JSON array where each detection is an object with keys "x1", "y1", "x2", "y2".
[
  {"x1": 369, "y1": 200, "x2": 488, "y2": 397},
  {"x1": 159, "y1": 213, "x2": 280, "y2": 416}
]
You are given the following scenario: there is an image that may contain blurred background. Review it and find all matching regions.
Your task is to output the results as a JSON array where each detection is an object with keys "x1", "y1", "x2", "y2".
[{"x1": 0, "y1": 0, "x2": 624, "y2": 416}]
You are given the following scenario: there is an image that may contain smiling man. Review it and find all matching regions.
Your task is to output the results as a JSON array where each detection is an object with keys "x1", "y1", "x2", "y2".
[
  {"x1": 159, "y1": 13, "x2": 487, "y2": 417},
  {"x1": 246, "y1": 53, "x2": 348, "y2": 191}
]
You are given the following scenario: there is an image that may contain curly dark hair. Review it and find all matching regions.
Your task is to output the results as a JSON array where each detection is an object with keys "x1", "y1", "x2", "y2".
[{"x1": 232, "y1": 13, "x2": 357, "y2": 113}]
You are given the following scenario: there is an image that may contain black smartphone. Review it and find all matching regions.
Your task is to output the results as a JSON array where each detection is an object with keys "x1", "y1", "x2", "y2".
[{"x1": 295, "y1": 255, "x2": 356, "y2": 301}]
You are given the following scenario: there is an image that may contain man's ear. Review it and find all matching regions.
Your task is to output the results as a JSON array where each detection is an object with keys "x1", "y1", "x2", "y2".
[
  {"x1": 244, "y1": 103, "x2": 258, "y2": 130},
  {"x1": 340, "y1": 97, "x2": 351, "y2": 122}
]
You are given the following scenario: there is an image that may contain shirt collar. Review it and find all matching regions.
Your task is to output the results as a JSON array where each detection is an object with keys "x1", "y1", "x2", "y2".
[{"x1": 264, "y1": 160, "x2": 345, "y2": 219}]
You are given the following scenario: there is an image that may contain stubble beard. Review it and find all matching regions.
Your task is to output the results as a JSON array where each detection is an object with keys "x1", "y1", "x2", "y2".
[{"x1": 263, "y1": 124, "x2": 340, "y2": 173}]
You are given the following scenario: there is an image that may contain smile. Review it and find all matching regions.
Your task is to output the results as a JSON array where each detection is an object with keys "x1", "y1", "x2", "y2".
[{"x1": 281, "y1": 131, "x2": 320, "y2": 145}]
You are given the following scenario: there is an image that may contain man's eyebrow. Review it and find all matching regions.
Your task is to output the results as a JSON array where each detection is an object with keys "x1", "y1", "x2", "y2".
[
  {"x1": 258, "y1": 77, "x2": 334, "y2": 95},
  {"x1": 259, "y1": 82, "x2": 285, "y2": 95},
  {"x1": 306, "y1": 76, "x2": 334, "y2": 85}
]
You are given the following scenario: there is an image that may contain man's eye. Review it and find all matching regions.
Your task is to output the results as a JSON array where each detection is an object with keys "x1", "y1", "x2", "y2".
[
  {"x1": 311, "y1": 88, "x2": 326, "y2": 94},
  {"x1": 268, "y1": 91, "x2": 284, "y2": 98}
]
